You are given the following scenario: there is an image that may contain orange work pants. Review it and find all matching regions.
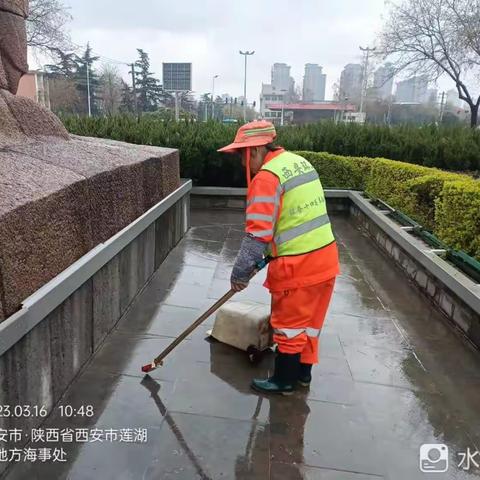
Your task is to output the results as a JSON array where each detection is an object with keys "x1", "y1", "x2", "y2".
[{"x1": 270, "y1": 277, "x2": 336, "y2": 364}]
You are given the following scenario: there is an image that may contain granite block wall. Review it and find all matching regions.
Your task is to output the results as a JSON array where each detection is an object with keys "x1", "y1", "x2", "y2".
[{"x1": 0, "y1": 136, "x2": 180, "y2": 321}]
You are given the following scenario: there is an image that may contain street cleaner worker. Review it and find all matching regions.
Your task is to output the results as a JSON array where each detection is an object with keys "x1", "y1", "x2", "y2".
[{"x1": 218, "y1": 120, "x2": 339, "y2": 395}]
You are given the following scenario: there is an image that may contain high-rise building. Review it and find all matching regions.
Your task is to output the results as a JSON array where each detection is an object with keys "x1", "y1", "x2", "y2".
[
  {"x1": 339, "y1": 64, "x2": 363, "y2": 103},
  {"x1": 373, "y1": 64, "x2": 394, "y2": 100},
  {"x1": 395, "y1": 76, "x2": 429, "y2": 103},
  {"x1": 271, "y1": 63, "x2": 294, "y2": 93},
  {"x1": 302, "y1": 64, "x2": 326, "y2": 102}
]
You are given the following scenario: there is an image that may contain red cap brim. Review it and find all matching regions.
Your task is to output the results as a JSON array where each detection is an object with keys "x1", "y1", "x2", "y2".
[{"x1": 217, "y1": 136, "x2": 273, "y2": 153}]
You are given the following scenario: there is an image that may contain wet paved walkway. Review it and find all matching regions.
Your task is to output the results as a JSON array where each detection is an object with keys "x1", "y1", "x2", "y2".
[{"x1": 5, "y1": 209, "x2": 480, "y2": 479}]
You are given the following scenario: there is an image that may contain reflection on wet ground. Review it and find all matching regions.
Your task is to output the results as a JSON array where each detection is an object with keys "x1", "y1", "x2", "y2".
[{"x1": 5, "y1": 210, "x2": 480, "y2": 479}]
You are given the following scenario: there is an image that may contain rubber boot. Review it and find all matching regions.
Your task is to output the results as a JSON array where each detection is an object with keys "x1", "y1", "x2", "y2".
[
  {"x1": 298, "y1": 363, "x2": 313, "y2": 387},
  {"x1": 251, "y1": 352, "x2": 300, "y2": 396}
]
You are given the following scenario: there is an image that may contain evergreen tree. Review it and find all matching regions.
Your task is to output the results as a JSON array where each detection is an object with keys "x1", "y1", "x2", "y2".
[
  {"x1": 198, "y1": 93, "x2": 212, "y2": 121},
  {"x1": 45, "y1": 50, "x2": 81, "y2": 115},
  {"x1": 119, "y1": 80, "x2": 135, "y2": 113},
  {"x1": 134, "y1": 49, "x2": 162, "y2": 112},
  {"x1": 45, "y1": 51, "x2": 78, "y2": 78}
]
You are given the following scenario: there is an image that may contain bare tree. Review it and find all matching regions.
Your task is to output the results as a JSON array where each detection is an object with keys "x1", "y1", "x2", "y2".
[
  {"x1": 378, "y1": 0, "x2": 480, "y2": 126},
  {"x1": 27, "y1": 0, "x2": 72, "y2": 56},
  {"x1": 98, "y1": 64, "x2": 122, "y2": 115},
  {"x1": 49, "y1": 76, "x2": 81, "y2": 114}
]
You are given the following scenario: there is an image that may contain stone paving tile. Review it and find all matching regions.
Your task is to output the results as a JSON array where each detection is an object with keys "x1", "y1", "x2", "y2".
[
  {"x1": 46, "y1": 369, "x2": 173, "y2": 430},
  {"x1": 163, "y1": 282, "x2": 211, "y2": 309},
  {"x1": 303, "y1": 375, "x2": 359, "y2": 406},
  {"x1": 418, "y1": 337, "x2": 480, "y2": 382},
  {"x1": 342, "y1": 343, "x2": 439, "y2": 393},
  {"x1": 166, "y1": 238, "x2": 223, "y2": 269},
  {"x1": 329, "y1": 296, "x2": 391, "y2": 320},
  {"x1": 140, "y1": 412, "x2": 270, "y2": 480},
  {"x1": 223, "y1": 235, "x2": 244, "y2": 251},
  {"x1": 174, "y1": 264, "x2": 216, "y2": 287},
  {"x1": 219, "y1": 246, "x2": 239, "y2": 264},
  {"x1": 334, "y1": 219, "x2": 385, "y2": 267},
  {"x1": 314, "y1": 355, "x2": 353, "y2": 380},
  {"x1": 190, "y1": 209, "x2": 246, "y2": 227},
  {"x1": 337, "y1": 261, "x2": 371, "y2": 284},
  {"x1": 213, "y1": 261, "x2": 235, "y2": 281},
  {"x1": 207, "y1": 277, "x2": 271, "y2": 305},
  {"x1": 328, "y1": 313, "x2": 412, "y2": 352},
  {"x1": 337, "y1": 246, "x2": 359, "y2": 266},
  {"x1": 207, "y1": 277, "x2": 235, "y2": 298},
  {"x1": 447, "y1": 378, "x2": 480, "y2": 449},
  {"x1": 185, "y1": 224, "x2": 231, "y2": 243},
  {"x1": 356, "y1": 381, "x2": 475, "y2": 450},
  {"x1": 232, "y1": 287, "x2": 273, "y2": 305},
  {"x1": 317, "y1": 332, "x2": 345, "y2": 359},
  {"x1": 333, "y1": 274, "x2": 377, "y2": 299},
  {"x1": 168, "y1": 362, "x2": 272, "y2": 422},
  {"x1": 268, "y1": 395, "x2": 384, "y2": 476},
  {"x1": 118, "y1": 303, "x2": 210, "y2": 339}
]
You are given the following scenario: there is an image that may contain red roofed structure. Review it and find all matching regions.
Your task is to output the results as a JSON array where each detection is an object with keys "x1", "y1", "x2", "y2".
[{"x1": 263, "y1": 102, "x2": 357, "y2": 124}]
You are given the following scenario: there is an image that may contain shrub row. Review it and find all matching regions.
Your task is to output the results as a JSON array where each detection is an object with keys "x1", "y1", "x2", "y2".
[
  {"x1": 298, "y1": 151, "x2": 480, "y2": 259},
  {"x1": 282, "y1": 122, "x2": 480, "y2": 172},
  {"x1": 61, "y1": 115, "x2": 480, "y2": 182},
  {"x1": 436, "y1": 182, "x2": 480, "y2": 259}
]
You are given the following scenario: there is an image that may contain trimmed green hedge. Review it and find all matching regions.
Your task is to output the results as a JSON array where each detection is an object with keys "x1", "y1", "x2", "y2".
[
  {"x1": 61, "y1": 116, "x2": 480, "y2": 182},
  {"x1": 299, "y1": 151, "x2": 480, "y2": 259},
  {"x1": 435, "y1": 182, "x2": 480, "y2": 259},
  {"x1": 296, "y1": 151, "x2": 373, "y2": 190}
]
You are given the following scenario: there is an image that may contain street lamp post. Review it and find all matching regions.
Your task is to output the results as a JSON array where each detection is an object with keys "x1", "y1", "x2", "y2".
[
  {"x1": 341, "y1": 96, "x2": 349, "y2": 123},
  {"x1": 280, "y1": 89, "x2": 287, "y2": 126},
  {"x1": 359, "y1": 46, "x2": 376, "y2": 116},
  {"x1": 86, "y1": 61, "x2": 91, "y2": 117},
  {"x1": 203, "y1": 93, "x2": 211, "y2": 122},
  {"x1": 239, "y1": 50, "x2": 255, "y2": 122},
  {"x1": 212, "y1": 75, "x2": 219, "y2": 120}
]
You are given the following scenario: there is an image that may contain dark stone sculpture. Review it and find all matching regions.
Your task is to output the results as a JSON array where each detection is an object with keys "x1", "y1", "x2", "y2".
[
  {"x1": 0, "y1": 0, "x2": 69, "y2": 145},
  {"x1": 0, "y1": 1, "x2": 180, "y2": 321},
  {"x1": 0, "y1": 0, "x2": 28, "y2": 94}
]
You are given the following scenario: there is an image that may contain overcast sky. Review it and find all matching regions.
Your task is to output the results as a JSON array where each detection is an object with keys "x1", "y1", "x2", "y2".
[{"x1": 38, "y1": 0, "x2": 454, "y2": 102}]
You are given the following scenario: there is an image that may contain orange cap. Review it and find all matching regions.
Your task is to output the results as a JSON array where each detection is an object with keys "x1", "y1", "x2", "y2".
[{"x1": 217, "y1": 120, "x2": 276, "y2": 153}]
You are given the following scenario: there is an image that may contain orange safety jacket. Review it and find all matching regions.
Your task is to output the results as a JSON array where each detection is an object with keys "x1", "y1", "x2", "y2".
[{"x1": 246, "y1": 148, "x2": 340, "y2": 292}]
